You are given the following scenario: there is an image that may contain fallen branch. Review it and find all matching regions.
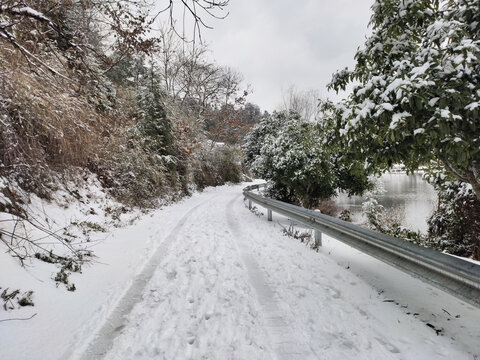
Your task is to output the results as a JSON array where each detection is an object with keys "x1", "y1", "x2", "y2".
[{"x1": 0, "y1": 313, "x2": 37, "y2": 323}]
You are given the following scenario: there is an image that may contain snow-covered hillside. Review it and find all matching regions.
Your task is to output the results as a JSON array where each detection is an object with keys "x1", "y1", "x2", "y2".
[{"x1": 1, "y1": 183, "x2": 479, "y2": 360}]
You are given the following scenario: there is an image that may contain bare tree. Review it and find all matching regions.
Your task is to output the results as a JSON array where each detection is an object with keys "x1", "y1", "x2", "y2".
[
  {"x1": 0, "y1": 0, "x2": 230, "y2": 79},
  {"x1": 282, "y1": 85, "x2": 320, "y2": 121},
  {"x1": 155, "y1": 0, "x2": 229, "y2": 42},
  {"x1": 156, "y1": 26, "x2": 183, "y2": 98},
  {"x1": 153, "y1": 31, "x2": 243, "y2": 111}
]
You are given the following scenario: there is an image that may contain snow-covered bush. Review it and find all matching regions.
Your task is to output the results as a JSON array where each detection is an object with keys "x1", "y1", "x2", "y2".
[
  {"x1": 250, "y1": 117, "x2": 370, "y2": 208},
  {"x1": 252, "y1": 120, "x2": 336, "y2": 207},
  {"x1": 360, "y1": 170, "x2": 479, "y2": 257},
  {"x1": 243, "y1": 110, "x2": 299, "y2": 168},
  {"x1": 244, "y1": 106, "x2": 371, "y2": 208},
  {"x1": 362, "y1": 192, "x2": 427, "y2": 245},
  {"x1": 426, "y1": 169, "x2": 480, "y2": 259}
]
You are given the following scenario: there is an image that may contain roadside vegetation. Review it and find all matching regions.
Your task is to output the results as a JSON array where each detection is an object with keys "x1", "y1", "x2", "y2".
[
  {"x1": 244, "y1": 0, "x2": 480, "y2": 260},
  {"x1": 0, "y1": 0, "x2": 258, "y2": 291},
  {"x1": 1, "y1": 0, "x2": 479, "y2": 310}
]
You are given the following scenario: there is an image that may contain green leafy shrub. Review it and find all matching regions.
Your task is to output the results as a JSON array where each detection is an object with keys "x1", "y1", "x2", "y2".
[
  {"x1": 427, "y1": 178, "x2": 480, "y2": 259},
  {"x1": 247, "y1": 114, "x2": 370, "y2": 208},
  {"x1": 243, "y1": 111, "x2": 298, "y2": 168},
  {"x1": 327, "y1": 0, "x2": 480, "y2": 204}
]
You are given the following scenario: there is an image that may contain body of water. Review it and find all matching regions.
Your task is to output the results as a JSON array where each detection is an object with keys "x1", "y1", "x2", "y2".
[{"x1": 335, "y1": 173, "x2": 438, "y2": 233}]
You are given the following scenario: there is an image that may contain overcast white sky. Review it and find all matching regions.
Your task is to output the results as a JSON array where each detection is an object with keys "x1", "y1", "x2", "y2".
[{"x1": 201, "y1": 0, "x2": 374, "y2": 112}]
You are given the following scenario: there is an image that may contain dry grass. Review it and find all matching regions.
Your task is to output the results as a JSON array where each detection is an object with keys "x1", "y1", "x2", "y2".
[
  {"x1": 0, "y1": 45, "x2": 112, "y2": 194},
  {"x1": 315, "y1": 199, "x2": 339, "y2": 217},
  {"x1": 0, "y1": 44, "x2": 244, "y2": 207}
]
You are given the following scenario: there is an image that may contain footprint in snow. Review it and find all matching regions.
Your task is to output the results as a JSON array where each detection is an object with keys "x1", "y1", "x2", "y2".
[
  {"x1": 326, "y1": 287, "x2": 342, "y2": 299},
  {"x1": 166, "y1": 270, "x2": 177, "y2": 280}
]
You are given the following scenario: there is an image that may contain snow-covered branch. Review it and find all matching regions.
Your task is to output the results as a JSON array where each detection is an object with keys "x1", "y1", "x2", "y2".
[{"x1": 1, "y1": 5, "x2": 54, "y2": 26}]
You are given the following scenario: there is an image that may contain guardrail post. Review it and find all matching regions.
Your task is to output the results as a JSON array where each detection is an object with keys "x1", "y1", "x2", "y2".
[
  {"x1": 314, "y1": 230, "x2": 322, "y2": 248},
  {"x1": 243, "y1": 183, "x2": 480, "y2": 308}
]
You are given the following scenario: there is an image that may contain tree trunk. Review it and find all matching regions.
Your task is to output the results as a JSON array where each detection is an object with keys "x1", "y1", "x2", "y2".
[
  {"x1": 465, "y1": 168, "x2": 480, "y2": 201},
  {"x1": 442, "y1": 160, "x2": 480, "y2": 200}
]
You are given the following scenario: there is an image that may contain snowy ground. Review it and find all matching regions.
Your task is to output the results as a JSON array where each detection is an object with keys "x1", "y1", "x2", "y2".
[{"x1": 1, "y1": 183, "x2": 479, "y2": 359}]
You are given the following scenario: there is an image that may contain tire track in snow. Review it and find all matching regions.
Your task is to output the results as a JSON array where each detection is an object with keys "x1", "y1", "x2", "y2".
[
  {"x1": 226, "y1": 195, "x2": 321, "y2": 360},
  {"x1": 76, "y1": 197, "x2": 214, "y2": 360},
  {"x1": 98, "y1": 190, "x2": 274, "y2": 359}
]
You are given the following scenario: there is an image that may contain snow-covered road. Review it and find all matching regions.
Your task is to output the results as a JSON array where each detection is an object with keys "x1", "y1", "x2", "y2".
[
  {"x1": 78, "y1": 184, "x2": 479, "y2": 360},
  {"x1": 2, "y1": 183, "x2": 479, "y2": 360}
]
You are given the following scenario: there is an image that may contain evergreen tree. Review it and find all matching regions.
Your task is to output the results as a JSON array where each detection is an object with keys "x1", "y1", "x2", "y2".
[
  {"x1": 243, "y1": 111, "x2": 296, "y2": 168},
  {"x1": 244, "y1": 110, "x2": 370, "y2": 207},
  {"x1": 328, "y1": 0, "x2": 480, "y2": 199},
  {"x1": 136, "y1": 63, "x2": 174, "y2": 157}
]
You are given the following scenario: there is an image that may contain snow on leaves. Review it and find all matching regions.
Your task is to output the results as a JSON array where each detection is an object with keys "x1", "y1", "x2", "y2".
[{"x1": 327, "y1": 0, "x2": 480, "y2": 198}]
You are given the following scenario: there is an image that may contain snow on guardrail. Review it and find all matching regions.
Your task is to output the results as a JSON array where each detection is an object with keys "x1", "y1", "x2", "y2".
[{"x1": 243, "y1": 183, "x2": 480, "y2": 308}]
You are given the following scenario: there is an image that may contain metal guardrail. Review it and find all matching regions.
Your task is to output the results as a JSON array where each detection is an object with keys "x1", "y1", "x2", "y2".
[{"x1": 243, "y1": 183, "x2": 480, "y2": 308}]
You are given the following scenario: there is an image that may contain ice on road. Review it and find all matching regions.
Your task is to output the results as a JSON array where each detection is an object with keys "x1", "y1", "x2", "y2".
[{"x1": 79, "y1": 184, "x2": 479, "y2": 360}]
